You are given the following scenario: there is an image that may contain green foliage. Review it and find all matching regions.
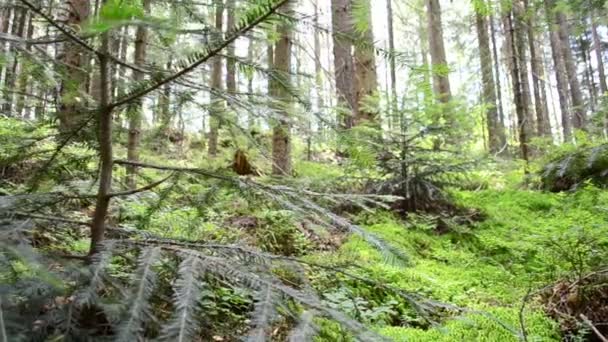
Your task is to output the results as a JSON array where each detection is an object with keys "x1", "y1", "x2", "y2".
[{"x1": 539, "y1": 138, "x2": 608, "y2": 191}]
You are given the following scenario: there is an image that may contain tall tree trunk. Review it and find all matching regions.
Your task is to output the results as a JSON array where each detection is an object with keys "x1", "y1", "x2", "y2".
[
  {"x1": 15, "y1": 12, "x2": 35, "y2": 118},
  {"x1": 507, "y1": 6, "x2": 531, "y2": 164},
  {"x1": 312, "y1": 0, "x2": 323, "y2": 158},
  {"x1": 524, "y1": 0, "x2": 551, "y2": 137},
  {"x1": 426, "y1": 0, "x2": 451, "y2": 103},
  {"x1": 247, "y1": 38, "x2": 256, "y2": 128},
  {"x1": 490, "y1": 14, "x2": 506, "y2": 134},
  {"x1": 556, "y1": 10, "x2": 585, "y2": 129},
  {"x1": 580, "y1": 35, "x2": 597, "y2": 111},
  {"x1": 226, "y1": 0, "x2": 236, "y2": 96},
  {"x1": 2, "y1": 7, "x2": 26, "y2": 115},
  {"x1": 271, "y1": 1, "x2": 293, "y2": 176},
  {"x1": 331, "y1": 0, "x2": 356, "y2": 129},
  {"x1": 57, "y1": 0, "x2": 90, "y2": 133},
  {"x1": 89, "y1": 26, "x2": 113, "y2": 256},
  {"x1": 386, "y1": 0, "x2": 398, "y2": 130},
  {"x1": 0, "y1": 6, "x2": 12, "y2": 88},
  {"x1": 544, "y1": 0, "x2": 571, "y2": 141},
  {"x1": 126, "y1": 0, "x2": 150, "y2": 189},
  {"x1": 208, "y1": 0, "x2": 224, "y2": 157},
  {"x1": 353, "y1": 0, "x2": 378, "y2": 125},
  {"x1": 591, "y1": 14, "x2": 607, "y2": 94},
  {"x1": 475, "y1": 0, "x2": 506, "y2": 153}
]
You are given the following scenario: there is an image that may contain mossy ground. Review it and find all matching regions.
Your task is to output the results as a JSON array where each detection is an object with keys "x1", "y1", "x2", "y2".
[{"x1": 310, "y1": 185, "x2": 608, "y2": 341}]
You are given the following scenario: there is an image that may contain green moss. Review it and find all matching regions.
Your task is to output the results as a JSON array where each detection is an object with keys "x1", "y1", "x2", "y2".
[{"x1": 312, "y1": 187, "x2": 608, "y2": 340}]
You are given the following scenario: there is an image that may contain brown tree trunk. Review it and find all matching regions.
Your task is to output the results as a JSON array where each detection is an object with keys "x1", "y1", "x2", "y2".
[
  {"x1": 545, "y1": 0, "x2": 571, "y2": 141},
  {"x1": 57, "y1": 0, "x2": 90, "y2": 133},
  {"x1": 592, "y1": 15, "x2": 607, "y2": 94},
  {"x1": 0, "y1": 6, "x2": 12, "y2": 87},
  {"x1": 490, "y1": 14, "x2": 506, "y2": 135},
  {"x1": 386, "y1": 0, "x2": 398, "y2": 128},
  {"x1": 507, "y1": 6, "x2": 531, "y2": 164},
  {"x1": 580, "y1": 35, "x2": 597, "y2": 110},
  {"x1": 208, "y1": 0, "x2": 224, "y2": 157},
  {"x1": 89, "y1": 29, "x2": 113, "y2": 256},
  {"x1": 556, "y1": 10, "x2": 586, "y2": 129},
  {"x1": 524, "y1": 0, "x2": 551, "y2": 137},
  {"x1": 2, "y1": 7, "x2": 26, "y2": 115},
  {"x1": 126, "y1": 0, "x2": 150, "y2": 189},
  {"x1": 226, "y1": 0, "x2": 236, "y2": 95},
  {"x1": 353, "y1": 0, "x2": 378, "y2": 125},
  {"x1": 15, "y1": 12, "x2": 35, "y2": 118},
  {"x1": 426, "y1": 0, "x2": 451, "y2": 103},
  {"x1": 331, "y1": 0, "x2": 356, "y2": 129},
  {"x1": 271, "y1": 1, "x2": 293, "y2": 176},
  {"x1": 475, "y1": 0, "x2": 506, "y2": 153}
]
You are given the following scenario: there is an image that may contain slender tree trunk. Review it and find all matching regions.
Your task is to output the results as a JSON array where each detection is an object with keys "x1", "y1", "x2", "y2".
[
  {"x1": 15, "y1": 12, "x2": 34, "y2": 118},
  {"x1": 556, "y1": 10, "x2": 585, "y2": 129},
  {"x1": 2, "y1": 7, "x2": 26, "y2": 115},
  {"x1": 426, "y1": 0, "x2": 451, "y2": 103},
  {"x1": 331, "y1": 0, "x2": 356, "y2": 129},
  {"x1": 271, "y1": 1, "x2": 293, "y2": 175},
  {"x1": 545, "y1": 0, "x2": 571, "y2": 141},
  {"x1": 0, "y1": 6, "x2": 12, "y2": 88},
  {"x1": 386, "y1": 0, "x2": 398, "y2": 130},
  {"x1": 158, "y1": 62, "x2": 172, "y2": 129},
  {"x1": 507, "y1": 6, "x2": 531, "y2": 164},
  {"x1": 126, "y1": 0, "x2": 150, "y2": 189},
  {"x1": 89, "y1": 28, "x2": 113, "y2": 256},
  {"x1": 475, "y1": 0, "x2": 506, "y2": 153},
  {"x1": 312, "y1": 0, "x2": 323, "y2": 158},
  {"x1": 247, "y1": 38, "x2": 255, "y2": 128},
  {"x1": 489, "y1": 14, "x2": 506, "y2": 135},
  {"x1": 57, "y1": 0, "x2": 90, "y2": 133},
  {"x1": 524, "y1": 0, "x2": 551, "y2": 137},
  {"x1": 580, "y1": 35, "x2": 597, "y2": 111},
  {"x1": 591, "y1": 15, "x2": 607, "y2": 94},
  {"x1": 208, "y1": 0, "x2": 224, "y2": 157},
  {"x1": 226, "y1": 0, "x2": 236, "y2": 95},
  {"x1": 353, "y1": 0, "x2": 378, "y2": 125}
]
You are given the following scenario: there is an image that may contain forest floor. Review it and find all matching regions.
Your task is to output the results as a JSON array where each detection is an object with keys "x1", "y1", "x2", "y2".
[{"x1": 306, "y1": 179, "x2": 607, "y2": 341}]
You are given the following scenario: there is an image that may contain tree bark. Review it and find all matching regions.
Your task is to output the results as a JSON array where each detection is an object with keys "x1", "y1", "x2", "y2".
[
  {"x1": 353, "y1": 0, "x2": 378, "y2": 125},
  {"x1": 386, "y1": 0, "x2": 398, "y2": 128},
  {"x1": 226, "y1": 0, "x2": 236, "y2": 95},
  {"x1": 507, "y1": 6, "x2": 531, "y2": 164},
  {"x1": 489, "y1": 14, "x2": 506, "y2": 134},
  {"x1": 89, "y1": 28, "x2": 113, "y2": 256},
  {"x1": 331, "y1": 0, "x2": 356, "y2": 129},
  {"x1": 426, "y1": 0, "x2": 451, "y2": 103},
  {"x1": 57, "y1": 0, "x2": 90, "y2": 133},
  {"x1": 271, "y1": 1, "x2": 293, "y2": 176},
  {"x1": 15, "y1": 11, "x2": 35, "y2": 118},
  {"x1": 126, "y1": 0, "x2": 150, "y2": 189},
  {"x1": 524, "y1": 0, "x2": 551, "y2": 137},
  {"x1": 591, "y1": 14, "x2": 607, "y2": 94},
  {"x1": 475, "y1": 0, "x2": 506, "y2": 153},
  {"x1": 2, "y1": 7, "x2": 26, "y2": 115},
  {"x1": 208, "y1": 0, "x2": 224, "y2": 157},
  {"x1": 556, "y1": 10, "x2": 585, "y2": 129}
]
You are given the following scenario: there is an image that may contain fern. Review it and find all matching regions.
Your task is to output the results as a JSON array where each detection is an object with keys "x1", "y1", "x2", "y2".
[
  {"x1": 287, "y1": 310, "x2": 316, "y2": 342},
  {"x1": 116, "y1": 246, "x2": 161, "y2": 342},
  {"x1": 159, "y1": 253, "x2": 204, "y2": 341},
  {"x1": 246, "y1": 285, "x2": 278, "y2": 342}
]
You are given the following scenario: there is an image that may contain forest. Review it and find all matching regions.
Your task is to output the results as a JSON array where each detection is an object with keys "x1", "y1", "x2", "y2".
[{"x1": 0, "y1": 0, "x2": 608, "y2": 340}]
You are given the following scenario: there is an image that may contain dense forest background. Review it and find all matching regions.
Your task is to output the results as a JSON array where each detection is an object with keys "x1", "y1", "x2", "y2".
[{"x1": 1, "y1": 0, "x2": 608, "y2": 340}]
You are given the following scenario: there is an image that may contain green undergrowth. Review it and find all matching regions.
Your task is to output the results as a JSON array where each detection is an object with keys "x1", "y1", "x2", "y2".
[{"x1": 309, "y1": 186, "x2": 608, "y2": 341}]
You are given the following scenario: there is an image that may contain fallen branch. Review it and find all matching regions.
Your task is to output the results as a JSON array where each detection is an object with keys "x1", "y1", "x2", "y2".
[{"x1": 580, "y1": 314, "x2": 608, "y2": 342}]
